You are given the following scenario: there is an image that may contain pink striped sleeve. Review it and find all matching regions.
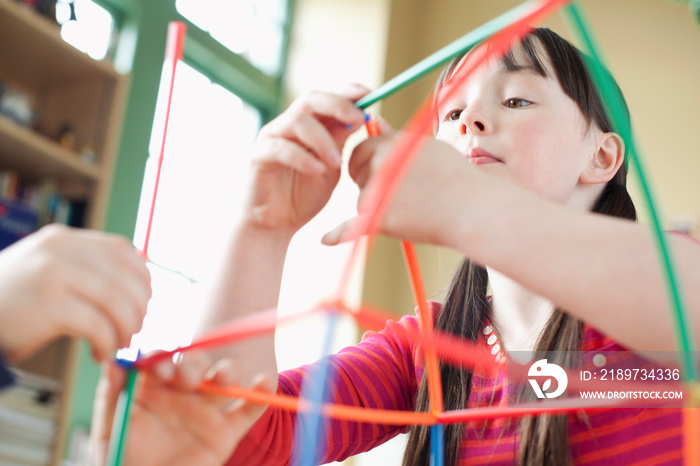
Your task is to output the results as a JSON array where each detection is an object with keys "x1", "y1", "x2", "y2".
[{"x1": 228, "y1": 314, "x2": 421, "y2": 464}]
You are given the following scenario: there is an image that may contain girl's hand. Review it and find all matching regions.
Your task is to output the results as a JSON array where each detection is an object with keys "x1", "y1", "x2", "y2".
[
  {"x1": 91, "y1": 351, "x2": 273, "y2": 466},
  {"x1": 323, "y1": 131, "x2": 477, "y2": 248},
  {"x1": 243, "y1": 84, "x2": 367, "y2": 236},
  {"x1": 0, "y1": 225, "x2": 151, "y2": 363}
]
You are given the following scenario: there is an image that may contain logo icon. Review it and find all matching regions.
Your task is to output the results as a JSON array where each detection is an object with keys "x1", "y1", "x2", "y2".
[{"x1": 528, "y1": 359, "x2": 568, "y2": 399}]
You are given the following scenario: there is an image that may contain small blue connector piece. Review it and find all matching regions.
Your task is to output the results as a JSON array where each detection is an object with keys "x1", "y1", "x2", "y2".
[{"x1": 114, "y1": 357, "x2": 135, "y2": 370}]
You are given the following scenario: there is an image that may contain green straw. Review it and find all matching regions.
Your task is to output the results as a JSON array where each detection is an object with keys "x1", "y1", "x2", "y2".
[
  {"x1": 106, "y1": 369, "x2": 139, "y2": 466},
  {"x1": 564, "y1": 2, "x2": 698, "y2": 381},
  {"x1": 355, "y1": 1, "x2": 536, "y2": 109}
]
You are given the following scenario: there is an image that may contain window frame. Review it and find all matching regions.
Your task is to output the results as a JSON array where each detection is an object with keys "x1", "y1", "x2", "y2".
[
  {"x1": 100, "y1": 0, "x2": 293, "y2": 239},
  {"x1": 66, "y1": 0, "x2": 294, "y2": 453}
]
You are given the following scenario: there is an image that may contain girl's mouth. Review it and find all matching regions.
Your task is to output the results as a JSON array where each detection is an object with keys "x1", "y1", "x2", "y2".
[{"x1": 466, "y1": 147, "x2": 502, "y2": 165}]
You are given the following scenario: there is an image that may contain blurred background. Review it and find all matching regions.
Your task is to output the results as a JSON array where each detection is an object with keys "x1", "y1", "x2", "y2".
[{"x1": 0, "y1": 0, "x2": 697, "y2": 464}]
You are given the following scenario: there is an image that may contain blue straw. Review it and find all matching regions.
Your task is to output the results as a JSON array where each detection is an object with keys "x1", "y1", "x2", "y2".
[
  {"x1": 292, "y1": 311, "x2": 339, "y2": 466},
  {"x1": 430, "y1": 424, "x2": 445, "y2": 466}
]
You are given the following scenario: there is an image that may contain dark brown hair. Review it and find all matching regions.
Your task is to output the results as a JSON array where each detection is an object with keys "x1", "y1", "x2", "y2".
[{"x1": 403, "y1": 28, "x2": 636, "y2": 466}]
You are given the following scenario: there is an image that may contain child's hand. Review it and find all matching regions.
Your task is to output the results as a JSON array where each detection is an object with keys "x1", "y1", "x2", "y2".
[
  {"x1": 0, "y1": 225, "x2": 151, "y2": 363},
  {"x1": 323, "y1": 131, "x2": 476, "y2": 248},
  {"x1": 242, "y1": 84, "x2": 367, "y2": 237},
  {"x1": 91, "y1": 351, "x2": 273, "y2": 466}
]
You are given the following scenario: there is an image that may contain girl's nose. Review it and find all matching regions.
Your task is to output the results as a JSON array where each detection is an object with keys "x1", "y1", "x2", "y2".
[
  {"x1": 459, "y1": 105, "x2": 488, "y2": 135},
  {"x1": 460, "y1": 121, "x2": 485, "y2": 135},
  {"x1": 472, "y1": 121, "x2": 486, "y2": 131}
]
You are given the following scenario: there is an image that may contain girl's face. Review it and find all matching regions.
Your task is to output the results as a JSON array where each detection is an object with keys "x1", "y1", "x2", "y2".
[{"x1": 435, "y1": 42, "x2": 604, "y2": 207}]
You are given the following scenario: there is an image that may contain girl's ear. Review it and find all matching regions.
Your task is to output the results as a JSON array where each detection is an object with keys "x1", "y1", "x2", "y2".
[{"x1": 580, "y1": 132, "x2": 625, "y2": 184}]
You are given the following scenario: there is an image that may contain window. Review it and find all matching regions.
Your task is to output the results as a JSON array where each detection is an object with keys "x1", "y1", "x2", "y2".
[
  {"x1": 176, "y1": 0, "x2": 288, "y2": 75},
  {"x1": 110, "y1": 0, "x2": 360, "y2": 375},
  {"x1": 121, "y1": 61, "x2": 262, "y2": 359},
  {"x1": 123, "y1": 57, "x2": 362, "y2": 369},
  {"x1": 57, "y1": 0, "x2": 114, "y2": 60}
]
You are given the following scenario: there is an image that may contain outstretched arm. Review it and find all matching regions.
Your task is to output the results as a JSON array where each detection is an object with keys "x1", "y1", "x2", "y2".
[
  {"x1": 196, "y1": 85, "x2": 367, "y2": 386},
  {"x1": 457, "y1": 181, "x2": 700, "y2": 354},
  {"x1": 330, "y1": 132, "x2": 700, "y2": 354}
]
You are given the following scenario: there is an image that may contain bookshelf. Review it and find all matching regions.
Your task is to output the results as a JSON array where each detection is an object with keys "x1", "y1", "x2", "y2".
[{"x1": 0, "y1": 0, "x2": 127, "y2": 463}]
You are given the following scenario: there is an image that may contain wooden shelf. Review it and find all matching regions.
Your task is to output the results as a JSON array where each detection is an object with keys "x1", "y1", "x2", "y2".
[
  {"x1": 0, "y1": 2, "x2": 127, "y2": 464},
  {"x1": 0, "y1": 0, "x2": 120, "y2": 89},
  {"x1": 0, "y1": 116, "x2": 102, "y2": 183}
]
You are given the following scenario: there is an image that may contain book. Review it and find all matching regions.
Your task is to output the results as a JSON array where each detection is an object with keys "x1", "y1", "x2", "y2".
[
  {"x1": 0, "y1": 170, "x2": 81, "y2": 250},
  {"x1": 0, "y1": 440, "x2": 51, "y2": 465},
  {"x1": 0, "y1": 403, "x2": 56, "y2": 437},
  {"x1": 0, "y1": 367, "x2": 59, "y2": 465},
  {"x1": 0, "y1": 383, "x2": 58, "y2": 420}
]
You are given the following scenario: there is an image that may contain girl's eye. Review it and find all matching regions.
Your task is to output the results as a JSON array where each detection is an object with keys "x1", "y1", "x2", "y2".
[
  {"x1": 504, "y1": 98, "x2": 532, "y2": 109},
  {"x1": 447, "y1": 110, "x2": 462, "y2": 121}
]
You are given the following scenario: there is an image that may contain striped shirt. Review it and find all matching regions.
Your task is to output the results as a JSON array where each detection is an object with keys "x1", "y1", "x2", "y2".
[{"x1": 229, "y1": 302, "x2": 683, "y2": 465}]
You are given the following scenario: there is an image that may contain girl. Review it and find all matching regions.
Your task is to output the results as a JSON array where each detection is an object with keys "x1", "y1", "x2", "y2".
[{"x1": 94, "y1": 27, "x2": 700, "y2": 465}]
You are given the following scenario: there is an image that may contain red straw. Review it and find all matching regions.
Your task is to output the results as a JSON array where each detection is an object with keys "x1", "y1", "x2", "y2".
[
  {"x1": 141, "y1": 22, "x2": 186, "y2": 257},
  {"x1": 365, "y1": 113, "x2": 445, "y2": 414},
  {"x1": 108, "y1": 22, "x2": 187, "y2": 466},
  {"x1": 134, "y1": 305, "x2": 318, "y2": 369},
  {"x1": 200, "y1": 381, "x2": 437, "y2": 426},
  {"x1": 198, "y1": 376, "x2": 673, "y2": 427},
  {"x1": 683, "y1": 403, "x2": 700, "y2": 465},
  {"x1": 401, "y1": 241, "x2": 444, "y2": 414}
]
